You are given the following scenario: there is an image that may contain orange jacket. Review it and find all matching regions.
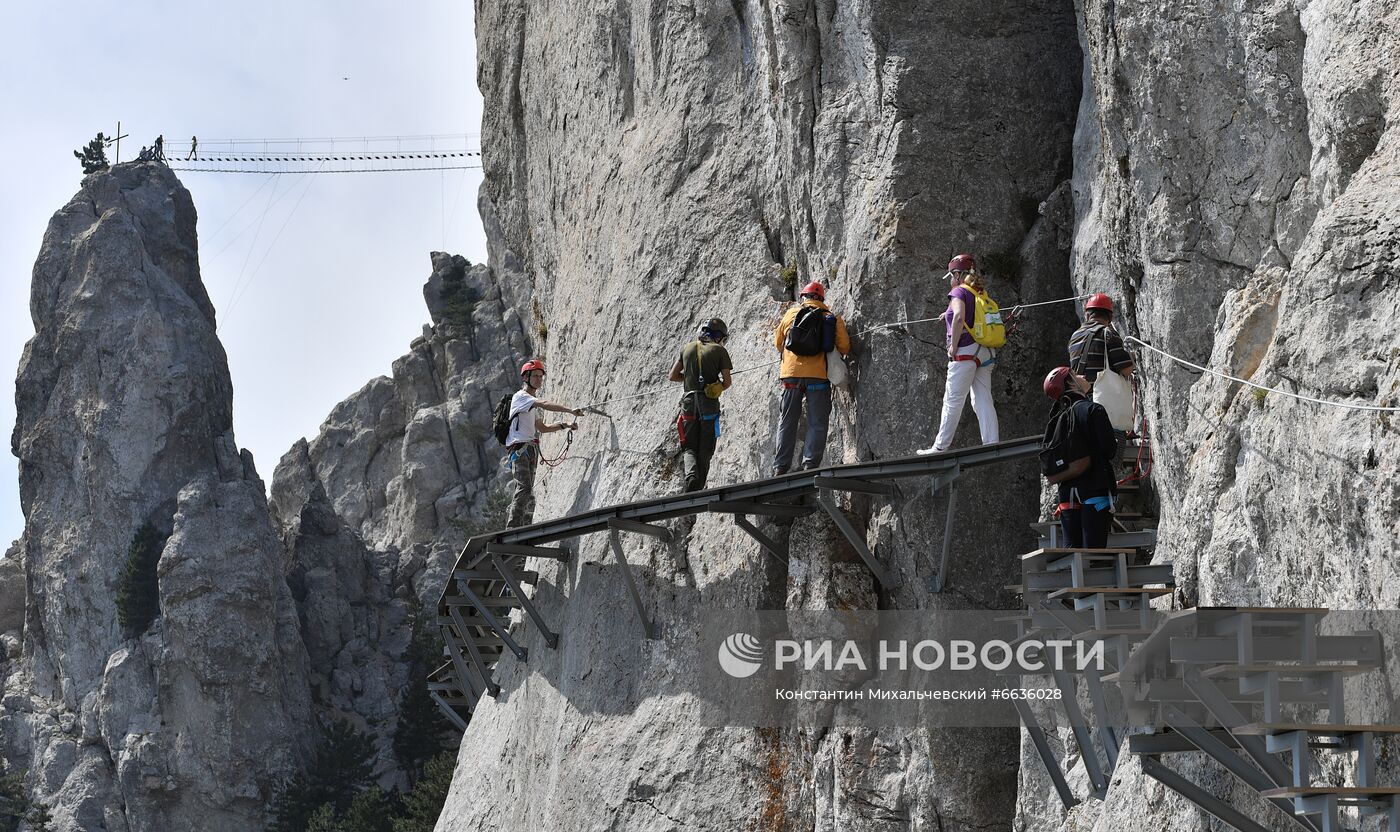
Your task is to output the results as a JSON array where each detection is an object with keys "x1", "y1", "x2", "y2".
[{"x1": 773, "y1": 300, "x2": 851, "y2": 379}]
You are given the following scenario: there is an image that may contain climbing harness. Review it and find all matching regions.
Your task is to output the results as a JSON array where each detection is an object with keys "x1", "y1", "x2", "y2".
[{"x1": 575, "y1": 293, "x2": 1091, "y2": 412}]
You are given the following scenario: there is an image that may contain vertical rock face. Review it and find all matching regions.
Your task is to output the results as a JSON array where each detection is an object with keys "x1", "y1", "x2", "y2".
[
  {"x1": 1016, "y1": 0, "x2": 1400, "y2": 829},
  {"x1": 1070, "y1": 0, "x2": 1399, "y2": 611},
  {"x1": 443, "y1": 1, "x2": 1081, "y2": 829},
  {"x1": 4, "y1": 163, "x2": 311, "y2": 830}
]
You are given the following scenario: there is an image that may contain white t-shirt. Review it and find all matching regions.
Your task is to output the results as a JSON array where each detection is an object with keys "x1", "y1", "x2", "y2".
[{"x1": 504, "y1": 390, "x2": 540, "y2": 447}]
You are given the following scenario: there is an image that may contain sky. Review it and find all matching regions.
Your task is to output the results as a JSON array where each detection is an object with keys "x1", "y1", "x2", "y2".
[{"x1": 0, "y1": 2, "x2": 487, "y2": 548}]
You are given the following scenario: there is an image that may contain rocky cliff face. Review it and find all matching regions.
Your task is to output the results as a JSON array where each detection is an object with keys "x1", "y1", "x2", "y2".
[
  {"x1": 267, "y1": 248, "x2": 530, "y2": 782},
  {"x1": 440, "y1": 1, "x2": 1082, "y2": 829},
  {"x1": 1018, "y1": 0, "x2": 1400, "y2": 829},
  {"x1": 2, "y1": 163, "x2": 310, "y2": 830},
  {"x1": 1, "y1": 167, "x2": 529, "y2": 829},
  {"x1": 441, "y1": 0, "x2": 1399, "y2": 830}
]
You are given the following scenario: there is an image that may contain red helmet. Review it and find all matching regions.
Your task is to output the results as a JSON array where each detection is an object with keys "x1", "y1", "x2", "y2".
[
  {"x1": 1043, "y1": 366, "x2": 1073, "y2": 400},
  {"x1": 799, "y1": 281, "x2": 826, "y2": 300},
  {"x1": 520, "y1": 359, "x2": 546, "y2": 377},
  {"x1": 948, "y1": 254, "x2": 976, "y2": 273},
  {"x1": 1085, "y1": 292, "x2": 1114, "y2": 314}
]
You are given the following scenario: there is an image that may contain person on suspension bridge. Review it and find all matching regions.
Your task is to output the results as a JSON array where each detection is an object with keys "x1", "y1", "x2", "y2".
[
  {"x1": 1067, "y1": 292, "x2": 1136, "y2": 434},
  {"x1": 501, "y1": 359, "x2": 583, "y2": 527},
  {"x1": 669, "y1": 318, "x2": 733, "y2": 491},
  {"x1": 918, "y1": 254, "x2": 1002, "y2": 455},
  {"x1": 1041, "y1": 366, "x2": 1118, "y2": 549},
  {"x1": 771, "y1": 281, "x2": 851, "y2": 475}
]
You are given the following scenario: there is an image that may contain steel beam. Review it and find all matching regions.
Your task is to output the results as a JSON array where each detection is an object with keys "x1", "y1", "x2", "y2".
[
  {"x1": 931, "y1": 477, "x2": 959, "y2": 593},
  {"x1": 439, "y1": 622, "x2": 489, "y2": 702},
  {"x1": 815, "y1": 490, "x2": 897, "y2": 588},
  {"x1": 492, "y1": 554, "x2": 558, "y2": 649},
  {"x1": 811, "y1": 476, "x2": 895, "y2": 496},
  {"x1": 733, "y1": 514, "x2": 788, "y2": 566},
  {"x1": 1160, "y1": 705, "x2": 1323, "y2": 832},
  {"x1": 1013, "y1": 697, "x2": 1078, "y2": 809},
  {"x1": 1083, "y1": 666, "x2": 1120, "y2": 771},
  {"x1": 606, "y1": 517, "x2": 673, "y2": 542},
  {"x1": 448, "y1": 607, "x2": 503, "y2": 697},
  {"x1": 1183, "y1": 669, "x2": 1298, "y2": 790},
  {"x1": 1051, "y1": 665, "x2": 1107, "y2": 794},
  {"x1": 1140, "y1": 757, "x2": 1278, "y2": 832},
  {"x1": 456, "y1": 584, "x2": 528, "y2": 661},
  {"x1": 707, "y1": 500, "x2": 815, "y2": 518},
  {"x1": 485, "y1": 542, "x2": 571, "y2": 561},
  {"x1": 608, "y1": 529, "x2": 659, "y2": 640},
  {"x1": 429, "y1": 690, "x2": 470, "y2": 732}
]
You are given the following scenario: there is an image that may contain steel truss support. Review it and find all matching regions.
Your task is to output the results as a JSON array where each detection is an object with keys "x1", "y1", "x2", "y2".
[
  {"x1": 929, "y1": 461, "x2": 961, "y2": 593},
  {"x1": 456, "y1": 583, "x2": 528, "y2": 661},
  {"x1": 448, "y1": 607, "x2": 504, "y2": 697},
  {"x1": 608, "y1": 528, "x2": 660, "y2": 640},
  {"x1": 732, "y1": 514, "x2": 788, "y2": 565},
  {"x1": 491, "y1": 554, "x2": 558, "y2": 648},
  {"x1": 815, "y1": 489, "x2": 896, "y2": 588},
  {"x1": 1141, "y1": 757, "x2": 1279, "y2": 832},
  {"x1": 429, "y1": 690, "x2": 470, "y2": 732},
  {"x1": 1160, "y1": 704, "x2": 1324, "y2": 832},
  {"x1": 1051, "y1": 665, "x2": 1107, "y2": 795},
  {"x1": 1013, "y1": 697, "x2": 1078, "y2": 809}
]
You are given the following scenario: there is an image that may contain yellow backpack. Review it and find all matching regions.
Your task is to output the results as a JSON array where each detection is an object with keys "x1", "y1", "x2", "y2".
[{"x1": 962, "y1": 283, "x2": 1006, "y2": 348}]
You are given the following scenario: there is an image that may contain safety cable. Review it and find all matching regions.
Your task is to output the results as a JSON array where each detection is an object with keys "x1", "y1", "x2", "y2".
[
  {"x1": 574, "y1": 293, "x2": 1091, "y2": 411},
  {"x1": 1126, "y1": 336, "x2": 1400, "y2": 413}
]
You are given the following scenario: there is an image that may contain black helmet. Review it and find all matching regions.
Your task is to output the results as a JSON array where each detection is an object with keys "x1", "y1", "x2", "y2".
[{"x1": 699, "y1": 317, "x2": 729, "y2": 341}]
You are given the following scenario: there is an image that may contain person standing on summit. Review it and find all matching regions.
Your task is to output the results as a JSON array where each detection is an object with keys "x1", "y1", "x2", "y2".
[
  {"x1": 503, "y1": 359, "x2": 583, "y2": 527},
  {"x1": 772, "y1": 281, "x2": 851, "y2": 475},
  {"x1": 919, "y1": 254, "x2": 1001, "y2": 454}
]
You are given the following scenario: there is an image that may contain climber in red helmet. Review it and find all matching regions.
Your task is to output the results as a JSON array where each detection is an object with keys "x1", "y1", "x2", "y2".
[
  {"x1": 918, "y1": 254, "x2": 1000, "y2": 455},
  {"x1": 1068, "y1": 293, "x2": 1134, "y2": 381},
  {"x1": 1067, "y1": 292, "x2": 1136, "y2": 433},
  {"x1": 504, "y1": 359, "x2": 584, "y2": 527},
  {"x1": 772, "y1": 280, "x2": 851, "y2": 474},
  {"x1": 1041, "y1": 366, "x2": 1118, "y2": 548}
]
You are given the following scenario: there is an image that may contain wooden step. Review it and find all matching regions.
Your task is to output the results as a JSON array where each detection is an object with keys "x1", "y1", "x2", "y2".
[
  {"x1": 1235, "y1": 723, "x2": 1400, "y2": 736},
  {"x1": 1021, "y1": 563, "x2": 1174, "y2": 592},
  {"x1": 455, "y1": 568, "x2": 539, "y2": 584},
  {"x1": 1201, "y1": 663, "x2": 1379, "y2": 679},
  {"x1": 1259, "y1": 786, "x2": 1400, "y2": 799},
  {"x1": 1046, "y1": 586, "x2": 1174, "y2": 599}
]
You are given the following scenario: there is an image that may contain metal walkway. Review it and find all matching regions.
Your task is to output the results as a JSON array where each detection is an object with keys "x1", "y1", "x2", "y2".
[{"x1": 428, "y1": 436, "x2": 1043, "y2": 726}]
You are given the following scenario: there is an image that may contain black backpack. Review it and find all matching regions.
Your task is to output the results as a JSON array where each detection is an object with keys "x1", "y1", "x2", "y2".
[
  {"x1": 492, "y1": 393, "x2": 515, "y2": 445},
  {"x1": 784, "y1": 306, "x2": 828, "y2": 356},
  {"x1": 1039, "y1": 398, "x2": 1081, "y2": 479}
]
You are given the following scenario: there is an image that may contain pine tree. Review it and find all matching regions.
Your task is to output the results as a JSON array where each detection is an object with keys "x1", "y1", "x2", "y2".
[
  {"x1": 73, "y1": 133, "x2": 110, "y2": 174},
  {"x1": 0, "y1": 770, "x2": 27, "y2": 832},
  {"x1": 304, "y1": 803, "x2": 339, "y2": 832},
  {"x1": 270, "y1": 719, "x2": 378, "y2": 830},
  {"x1": 116, "y1": 521, "x2": 165, "y2": 639},
  {"x1": 391, "y1": 751, "x2": 454, "y2": 832},
  {"x1": 340, "y1": 788, "x2": 394, "y2": 832},
  {"x1": 393, "y1": 602, "x2": 453, "y2": 783}
]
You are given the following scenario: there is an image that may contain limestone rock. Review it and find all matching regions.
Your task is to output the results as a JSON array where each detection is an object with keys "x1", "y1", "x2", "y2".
[
  {"x1": 4, "y1": 162, "x2": 311, "y2": 830},
  {"x1": 440, "y1": 1, "x2": 1082, "y2": 829}
]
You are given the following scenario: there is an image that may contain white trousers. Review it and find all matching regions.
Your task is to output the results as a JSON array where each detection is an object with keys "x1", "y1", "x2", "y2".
[{"x1": 932, "y1": 345, "x2": 999, "y2": 451}]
